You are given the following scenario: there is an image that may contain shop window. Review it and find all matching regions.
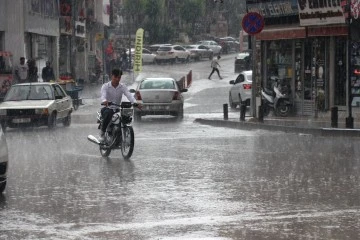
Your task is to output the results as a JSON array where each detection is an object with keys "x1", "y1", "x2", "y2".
[{"x1": 265, "y1": 40, "x2": 292, "y2": 89}]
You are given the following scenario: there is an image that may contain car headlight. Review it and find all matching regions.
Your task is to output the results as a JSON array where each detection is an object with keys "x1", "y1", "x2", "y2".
[
  {"x1": 0, "y1": 109, "x2": 6, "y2": 116},
  {"x1": 35, "y1": 108, "x2": 49, "y2": 115}
]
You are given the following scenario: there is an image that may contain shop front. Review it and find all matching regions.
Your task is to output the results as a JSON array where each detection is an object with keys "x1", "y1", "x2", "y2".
[{"x1": 256, "y1": 25, "x2": 348, "y2": 116}]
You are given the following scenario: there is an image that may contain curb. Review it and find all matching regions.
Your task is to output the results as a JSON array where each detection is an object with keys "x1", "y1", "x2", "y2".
[{"x1": 194, "y1": 118, "x2": 360, "y2": 138}]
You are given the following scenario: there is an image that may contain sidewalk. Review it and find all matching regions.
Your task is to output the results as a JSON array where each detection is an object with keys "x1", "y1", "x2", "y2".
[{"x1": 194, "y1": 110, "x2": 360, "y2": 137}]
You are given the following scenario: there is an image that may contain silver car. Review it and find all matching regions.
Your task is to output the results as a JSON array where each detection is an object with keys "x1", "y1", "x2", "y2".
[
  {"x1": 0, "y1": 82, "x2": 73, "y2": 130},
  {"x1": 0, "y1": 126, "x2": 8, "y2": 193},
  {"x1": 133, "y1": 78, "x2": 188, "y2": 120}
]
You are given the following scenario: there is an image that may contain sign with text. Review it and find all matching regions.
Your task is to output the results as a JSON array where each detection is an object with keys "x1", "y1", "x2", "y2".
[
  {"x1": 247, "y1": 1, "x2": 298, "y2": 18},
  {"x1": 133, "y1": 28, "x2": 144, "y2": 73},
  {"x1": 298, "y1": 0, "x2": 346, "y2": 26}
]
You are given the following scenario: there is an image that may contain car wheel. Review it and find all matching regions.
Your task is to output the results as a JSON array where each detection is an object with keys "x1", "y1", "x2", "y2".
[
  {"x1": 0, "y1": 181, "x2": 6, "y2": 193},
  {"x1": 0, "y1": 121, "x2": 7, "y2": 133},
  {"x1": 63, "y1": 112, "x2": 71, "y2": 127},
  {"x1": 48, "y1": 112, "x2": 57, "y2": 129},
  {"x1": 177, "y1": 106, "x2": 184, "y2": 119},
  {"x1": 134, "y1": 112, "x2": 141, "y2": 122},
  {"x1": 229, "y1": 94, "x2": 237, "y2": 109}
]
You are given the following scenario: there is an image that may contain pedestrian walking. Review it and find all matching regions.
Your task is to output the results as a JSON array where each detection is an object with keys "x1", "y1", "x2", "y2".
[
  {"x1": 41, "y1": 61, "x2": 55, "y2": 82},
  {"x1": 14, "y1": 57, "x2": 28, "y2": 83},
  {"x1": 27, "y1": 59, "x2": 38, "y2": 82},
  {"x1": 208, "y1": 55, "x2": 222, "y2": 80}
]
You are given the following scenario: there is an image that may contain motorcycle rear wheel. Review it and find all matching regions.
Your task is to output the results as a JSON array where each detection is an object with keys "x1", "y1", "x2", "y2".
[{"x1": 121, "y1": 126, "x2": 134, "y2": 160}]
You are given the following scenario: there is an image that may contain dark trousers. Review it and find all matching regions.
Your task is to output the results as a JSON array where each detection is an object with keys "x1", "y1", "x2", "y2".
[
  {"x1": 209, "y1": 67, "x2": 221, "y2": 78},
  {"x1": 101, "y1": 108, "x2": 115, "y2": 132}
]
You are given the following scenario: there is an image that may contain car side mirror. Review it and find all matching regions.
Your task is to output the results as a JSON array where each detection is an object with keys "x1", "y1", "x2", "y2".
[
  {"x1": 229, "y1": 80, "x2": 235, "y2": 84},
  {"x1": 129, "y1": 89, "x2": 136, "y2": 93}
]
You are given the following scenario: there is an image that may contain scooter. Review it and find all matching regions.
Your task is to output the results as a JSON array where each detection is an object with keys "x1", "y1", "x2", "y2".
[{"x1": 261, "y1": 76, "x2": 292, "y2": 117}]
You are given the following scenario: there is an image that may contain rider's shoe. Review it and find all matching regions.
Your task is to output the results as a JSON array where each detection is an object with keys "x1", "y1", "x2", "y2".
[{"x1": 98, "y1": 131, "x2": 105, "y2": 143}]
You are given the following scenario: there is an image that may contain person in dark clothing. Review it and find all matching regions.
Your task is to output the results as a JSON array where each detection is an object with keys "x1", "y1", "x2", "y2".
[
  {"x1": 27, "y1": 59, "x2": 38, "y2": 82},
  {"x1": 42, "y1": 61, "x2": 55, "y2": 82}
]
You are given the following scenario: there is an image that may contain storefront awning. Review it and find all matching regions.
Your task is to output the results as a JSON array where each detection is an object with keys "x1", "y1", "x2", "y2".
[{"x1": 256, "y1": 27, "x2": 306, "y2": 40}]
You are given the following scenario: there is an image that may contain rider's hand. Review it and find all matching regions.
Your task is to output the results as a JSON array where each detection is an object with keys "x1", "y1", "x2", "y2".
[{"x1": 133, "y1": 102, "x2": 142, "y2": 110}]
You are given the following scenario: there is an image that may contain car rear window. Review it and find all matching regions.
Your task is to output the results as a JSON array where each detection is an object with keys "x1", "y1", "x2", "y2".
[
  {"x1": 140, "y1": 80, "x2": 175, "y2": 90},
  {"x1": 158, "y1": 46, "x2": 172, "y2": 51},
  {"x1": 246, "y1": 74, "x2": 252, "y2": 81}
]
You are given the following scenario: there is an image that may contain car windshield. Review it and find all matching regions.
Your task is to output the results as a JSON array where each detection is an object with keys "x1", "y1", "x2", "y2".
[
  {"x1": 4, "y1": 85, "x2": 53, "y2": 101},
  {"x1": 140, "y1": 79, "x2": 176, "y2": 90}
]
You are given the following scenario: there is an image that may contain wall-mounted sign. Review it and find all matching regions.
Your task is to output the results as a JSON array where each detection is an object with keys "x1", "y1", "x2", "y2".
[
  {"x1": 247, "y1": 1, "x2": 298, "y2": 18},
  {"x1": 75, "y1": 21, "x2": 86, "y2": 38},
  {"x1": 298, "y1": 0, "x2": 346, "y2": 26}
]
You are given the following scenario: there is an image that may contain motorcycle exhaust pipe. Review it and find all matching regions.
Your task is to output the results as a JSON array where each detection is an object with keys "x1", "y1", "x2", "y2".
[{"x1": 87, "y1": 135, "x2": 101, "y2": 145}]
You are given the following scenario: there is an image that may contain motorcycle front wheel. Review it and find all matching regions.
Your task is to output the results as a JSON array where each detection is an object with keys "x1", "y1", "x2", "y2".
[
  {"x1": 276, "y1": 101, "x2": 290, "y2": 117},
  {"x1": 121, "y1": 126, "x2": 134, "y2": 160},
  {"x1": 100, "y1": 145, "x2": 111, "y2": 157}
]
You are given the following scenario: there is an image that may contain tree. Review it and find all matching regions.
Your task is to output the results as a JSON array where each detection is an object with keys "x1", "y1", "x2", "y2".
[{"x1": 179, "y1": 0, "x2": 205, "y2": 37}]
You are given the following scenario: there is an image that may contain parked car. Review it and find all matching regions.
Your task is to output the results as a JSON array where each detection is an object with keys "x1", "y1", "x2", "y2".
[
  {"x1": 228, "y1": 70, "x2": 253, "y2": 108},
  {"x1": 0, "y1": 126, "x2": 8, "y2": 193},
  {"x1": 196, "y1": 40, "x2": 222, "y2": 55},
  {"x1": 234, "y1": 51, "x2": 251, "y2": 73},
  {"x1": 148, "y1": 44, "x2": 172, "y2": 54},
  {"x1": 183, "y1": 44, "x2": 213, "y2": 61},
  {"x1": 156, "y1": 45, "x2": 190, "y2": 64},
  {"x1": 218, "y1": 37, "x2": 240, "y2": 54},
  {"x1": 127, "y1": 47, "x2": 157, "y2": 64},
  {"x1": 0, "y1": 82, "x2": 73, "y2": 130},
  {"x1": 133, "y1": 77, "x2": 188, "y2": 120}
]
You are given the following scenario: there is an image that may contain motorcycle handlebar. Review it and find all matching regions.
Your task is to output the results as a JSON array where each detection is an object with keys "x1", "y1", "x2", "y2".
[{"x1": 101, "y1": 102, "x2": 141, "y2": 109}]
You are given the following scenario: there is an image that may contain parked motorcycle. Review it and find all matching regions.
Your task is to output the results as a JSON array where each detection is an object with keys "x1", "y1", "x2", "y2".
[
  {"x1": 261, "y1": 77, "x2": 292, "y2": 117},
  {"x1": 87, "y1": 102, "x2": 137, "y2": 159}
]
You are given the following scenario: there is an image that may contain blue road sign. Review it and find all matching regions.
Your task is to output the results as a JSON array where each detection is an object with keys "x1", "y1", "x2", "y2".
[{"x1": 242, "y1": 12, "x2": 264, "y2": 35}]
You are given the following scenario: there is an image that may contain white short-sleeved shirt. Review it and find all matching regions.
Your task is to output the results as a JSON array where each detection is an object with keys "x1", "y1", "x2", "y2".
[
  {"x1": 15, "y1": 63, "x2": 28, "y2": 80},
  {"x1": 100, "y1": 82, "x2": 136, "y2": 109}
]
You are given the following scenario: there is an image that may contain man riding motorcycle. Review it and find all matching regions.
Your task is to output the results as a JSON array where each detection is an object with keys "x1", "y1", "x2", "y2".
[{"x1": 99, "y1": 68, "x2": 141, "y2": 142}]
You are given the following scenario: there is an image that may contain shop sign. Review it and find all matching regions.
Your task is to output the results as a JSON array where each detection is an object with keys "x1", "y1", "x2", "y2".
[
  {"x1": 298, "y1": 0, "x2": 346, "y2": 26},
  {"x1": 247, "y1": 1, "x2": 298, "y2": 18}
]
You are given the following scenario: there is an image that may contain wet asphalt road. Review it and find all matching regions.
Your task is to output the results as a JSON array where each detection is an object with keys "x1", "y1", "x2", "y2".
[{"x1": 1, "y1": 56, "x2": 360, "y2": 239}]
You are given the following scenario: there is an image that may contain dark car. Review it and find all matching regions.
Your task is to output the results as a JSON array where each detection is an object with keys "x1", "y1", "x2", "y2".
[{"x1": 234, "y1": 51, "x2": 252, "y2": 73}]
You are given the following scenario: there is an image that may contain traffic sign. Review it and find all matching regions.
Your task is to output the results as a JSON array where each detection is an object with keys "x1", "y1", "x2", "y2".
[{"x1": 242, "y1": 12, "x2": 264, "y2": 35}]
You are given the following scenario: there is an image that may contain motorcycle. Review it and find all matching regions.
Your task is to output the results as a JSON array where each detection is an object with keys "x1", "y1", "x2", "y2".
[
  {"x1": 261, "y1": 77, "x2": 292, "y2": 117},
  {"x1": 87, "y1": 102, "x2": 136, "y2": 159}
]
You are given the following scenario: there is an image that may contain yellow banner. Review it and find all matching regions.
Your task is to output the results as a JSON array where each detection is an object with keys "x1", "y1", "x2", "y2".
[{"x1": 133, "y1": 28, "x2": 144, "y2": 73}]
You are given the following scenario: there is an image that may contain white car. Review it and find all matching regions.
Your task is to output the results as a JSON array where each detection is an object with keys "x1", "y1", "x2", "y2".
[
  {"x1": 156, "y1": 45, "x2": 191, "y2": 64},
  {"x1": 196, "y1": 40, "x2": 222, "y2": 55},
  {"x1": 0, "y1": 82, "x2": 73, "y2": 130},
  {"x1": 0, "y1": 126, "x2": 8, "y2": 193},
  {"x1": 128, "y1": 47, "x2": 157, "y2": 64},
  {"x1": 228, "y1": 70, "x2": 252, "y2": 108}
]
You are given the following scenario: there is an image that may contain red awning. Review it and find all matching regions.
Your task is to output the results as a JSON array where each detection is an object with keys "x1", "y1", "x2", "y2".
[{"x1": 256, "y1": 27, "x2": 306, "y2": 40}]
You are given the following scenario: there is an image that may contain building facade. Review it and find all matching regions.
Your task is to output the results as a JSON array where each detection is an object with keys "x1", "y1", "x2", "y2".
[{"x1": 247, "y1": 0, "x2": 356, "y2": 116}]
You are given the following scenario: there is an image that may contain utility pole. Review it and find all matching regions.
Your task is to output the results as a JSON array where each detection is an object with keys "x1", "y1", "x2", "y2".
[
  {"x1": 71, "y1": 0, "x2": 77, "y2": 81},
  {"x1": 346, "y1": 0, "x2": 354, "y2": 128}
]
